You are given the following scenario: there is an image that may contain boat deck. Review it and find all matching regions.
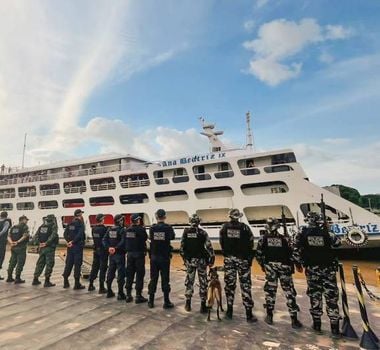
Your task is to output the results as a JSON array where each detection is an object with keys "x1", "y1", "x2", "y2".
[{"x1": 0, "y1": 252, "x2": 379, "y2": 350}]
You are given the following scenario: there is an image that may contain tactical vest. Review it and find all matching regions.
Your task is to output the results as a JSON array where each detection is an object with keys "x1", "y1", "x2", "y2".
[
  {"x1": 10, "y1": 224, "x2": 26, "y2": 242},
  {"x1": 0, "y1": 219, "x2": 11, "y2": 239},
  {"x1": 261, "y1": 233, "x2": 292, "y2": 265},
  {"x1": 64, "y1": 219, "x2": 84, "y2": 243},
  {"x1": 92, "y1": 225, "x2": 108, "y2": 250},
  {"x1": 221, "y1": 222, "x2": 252, "y2": 259},
  {"x1": 300, "y1": 227, "x2": 335, "y2": 266},
  {"x1": 182, "y1": 227, "x2": 207, "y2": 259},
  {"x1": 125, "y1": 225, "x2": 147, "y2": 253},
  {"x1": 107, "y1": 226, "x2": 124, "y2": 252},
  {"x1": 150, "y1": 223, "x2": 174, "y2": 258},
  {"x1": 38, "y1": 224, "x2": 53, "y2": 243}
]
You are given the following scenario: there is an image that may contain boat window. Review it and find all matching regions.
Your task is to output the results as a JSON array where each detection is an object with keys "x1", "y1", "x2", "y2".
[
  {"x1": 153, "y1": 170, "x2": 170, "y2": 185},
  {"x1": 89, "y1": 196, "x2": 115, "y2": 207},
  {"x1": 238, "y1": 158, "x2": 260, "y2": 176},
  {"x1": 172, "y1": 168, "x2": 189, "y2": 183},
  {"x1": 155, "y1": 190, "x2": 188, "y2": 202},
  {"x1": 39, "y1": 200, "x2": 58, "y2": 209},
  {"x1": 88, "y1": 214, "x2": 114, "y2": 227},
  {"x1": 0, "y1": 203, "x2": 13, "y2": 211},
  {"x1": 61, "y1": 216, "x2": 75, "y2": 228},
  {"x1": 244, "y1": 205, "x2": 295, "y2": 225},
  {"x1": 18, "y1": 186, "x2": 36, "y2": 198},
  {"x1": 193, "y1": 165, "x2": 211, "y2": 181},
  {"x1": 271, "y1": 152, "x2": 297, "y2": 165},
  {"x1": 119, "y1": 173, "x2": 150, "y2": 188},
  {"x1": 62, "y1": 198, "x2": 85, "y2": 208},
  {"x1": 164, "y1": 211, "x2": 189, "y2": 225},
  {"x1": 264, "y1": 165, "x2": 293, "y2": 173},
  {"x1": 120, "y1": 194, "x2": 149, "y2": 204},
  {"x1": 40, "y1": 183, "x2": 60, "y2": 196},
  {"x1": 64, "y1": 181, "x2": 86, "y2": 194},
  {"x1": 90, "y1": 177, "x2": 116, "y2": 191},
  {"x1": 196, "y1": 208, "x2": 229, "y2": 225},
  {"x1": 16, "y1": 202, "x2": 34, "y2": 210},
  {"x1": 0, "y1": 188, "x2": 15, "y2": 199},
  {"x1": 195, "y1": 186, "x2": 233, "y2": 199},
  {"x1": 300, "y1": 203, "x2": 349, "y2": 221},
  {"x1": 241, "y1": 181, "x2": 288, "y2": 195},
  {"x1": 215, "y1": 162, "x2": 234, "y2": 179}
]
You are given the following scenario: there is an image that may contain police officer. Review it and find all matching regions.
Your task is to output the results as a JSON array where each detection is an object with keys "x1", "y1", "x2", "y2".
[
  {"x1": 147, "y1": 209, "x2": 175, "y2": 309},
  {"x1": 103, "y1": 214, "x2": 126, "y2": 300},
  {"x1": 125, "y1": 213, "x2": 148, "y2": 304},
  {"x1": 32, "y1": 215, "x2": 59, "y2": 287},
  {"x1": 88, "y1": 214, "x2": 109, "y2": 294},
  {"x1": 0, "y1": 211, "x2": 12, "y2": 280},
  {"x1": 293, "y1": 211, "x2": 341, "y2": 337},
  {"x1": 62, "y1": 209, "x2": 86, "y2": 290},
  {"x1": 219, "y1": 209, "x2": 256, "y2": 322},
  {"x1": 7, "y1": 215, "x2": 30, "y2": 283},
  {"x1": 256, "y1": 218, "x2": 302, "y2": 328},
  {"x1": 180, "y1": 214, "x2": 215, "y2": 313}
]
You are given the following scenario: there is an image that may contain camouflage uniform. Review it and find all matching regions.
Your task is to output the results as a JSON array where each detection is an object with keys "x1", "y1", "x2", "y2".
[{"x1": 7, "y1": 222, "x2": 30, "y2": 278}]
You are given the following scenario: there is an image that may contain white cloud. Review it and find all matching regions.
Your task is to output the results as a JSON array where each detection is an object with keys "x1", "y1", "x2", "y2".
[
  {"x1": 243, "y1": 20, "x2": 256, "y2": 32},
  {"x1": 322, "y1": 138, "x2": 350, "y2": 145},
  {"x1": 319, "y1": 51, "x2": 334, "y2": 64},
  {"x1": 243, "y1": 18, "x2": 352, "y2": 86},
  {"x1": 256, "y1": 0, "x2": 269, "y2": 8}
]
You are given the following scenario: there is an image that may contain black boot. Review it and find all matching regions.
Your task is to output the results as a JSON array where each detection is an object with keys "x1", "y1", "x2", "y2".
[
  {"x1": 265, "y1": 310, "x2": 273, "y2": 325},
  {"x1": 73, "y1": 278, "x2": 85, "y2": 290},
  {"x1": 117, "y1": 292, "x2": 126, "y2": 301},
  {"x1": 148, "y1": 294, "x2": 155, "y2": 308},
  {"x1": 6, "y1": 273, "x2": 14, "y2": 283},
  {"x1": 331, "y1": 321, "x2": 340, "y2": 338},
  {"x1": 163, "y1": 292, "x2": 174, "y2": 309},
  {"x1": 291, "y1": 314, "x2": 303, "y2": 329},
  {"x1": 246, "y1": 308, "x2": 258, "y2": 323},
  {"x1": 32, "y1": 277, "x2": 41, "y2": 286},
  {"x1": 225, "y1": 305, "x2": 233, "y2": 319},
  {"x1": 44, "y1": 277, "x2": 56, "y2": 288},
  {"x1": 312, "y1": 318, "x2": 322, "y2": 332},
  {"x1": 185, "y1": 298, "x2": 191, "y2": 312},
  {"x1": 63, "y1": 277, "x2": 70, "y2": 289},
  {"x1": 125, "y1": 291, "x2": 133, "y2": 303},
  {"x1": 14, "y1": 275, "x2": 25, "y2": 284},
  {"x1": 107, "y1": 289, "x2": 115, "y2": 298},
  {"x1": 135, "y1": 293, "x2": 147, "y2": 304},
  {"x1": 88, "y1": 281, "x2": 95, "y2": 292},
  {"x1": 98, "y1": 281, "x2": 107, "y2": 294},
  {"x1": 200, "y1": 301, "x2": 208, "y2": 314}
]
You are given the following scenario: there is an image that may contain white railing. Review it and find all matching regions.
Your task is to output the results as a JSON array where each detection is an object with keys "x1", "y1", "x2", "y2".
[
  {"x1": 40, "y1": 189, "x2": 60, "y2": 196},
  {"x1": 64, "y1": 186, "x2": 87, "y2": 194},
  {"x1": 39, "y1": 205, "x2": 58, "y2": 209},
  {"x1": 0, "y1": 193, "x2": 15, "y2": 199},
  {"x1": 154, "y1": 177, "x2": 170, "y2": 185},
  {"x1": 214, "y1": 170, "x2": 234, "y2": 179},
  {"x1": 120, "y1": 179, "x2": 150, "y2": 188},
  {"x1": 90, "y1": 183, "x2": 117, "y2": 191},
  {"x1": 19, "y1": 191, "x2": 36, "y2": 198}
]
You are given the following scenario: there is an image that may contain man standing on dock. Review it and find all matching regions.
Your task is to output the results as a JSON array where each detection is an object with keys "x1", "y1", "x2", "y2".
[
  {"x1": 0, "y1": 211, "x2": 12, "y2": 280},
  {"x1": 62, "y1": 209, "x2": 86, "y2": 290},
  {"x1": 147, "y1": 209, "x2": 175, "y2": 309},
  {"x1": 220, "y1": 209, "x2": 257, "y2": 323},
  {"x1": 32, "y1": 215, "x2": 59, "y2": 287},
  {"x1": 6, "y1": 215, "x2": 30, "y2": 283}
]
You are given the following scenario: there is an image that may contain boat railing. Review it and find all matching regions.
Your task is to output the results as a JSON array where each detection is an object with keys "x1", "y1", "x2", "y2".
[
  {"x1": 90, "y1": 183, "x2": 117, "y2": 191},
  {"x1": 240, "y1": 167, "x2": 261, "y2": 176},
  {"x1": 40, "y1": 189, "x2": 60, "y2": 196},
  {"x1": 120, "y1": 179, "x2": 150, "y2": 188},
  {"x1": 154, "y1": 178, "x2": 170, "y2": 185},
  {"x1": 19, "y1": 191, "x2": 36, "y2": 198},
  {"x1": 194, "y1": 173, "x2": 212, "y2": 181},
  {"x1": 0, "y1": 193, "x2": 15, "y2": 199},
  {"x1": 214, "y1": 170, "x2": 234, "y2": 179},
  {"x1": 63, "y1": 186, "x2": 87, "y2": 194},
  {"x1": 172, "y1": 175, "x2": 190, "y2": 183},
  {"x1": 39, "y1": 205, "x2": 58, "y2": 210}
]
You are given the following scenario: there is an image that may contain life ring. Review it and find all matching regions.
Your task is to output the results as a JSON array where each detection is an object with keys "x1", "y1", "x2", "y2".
[{"x1": 345, "y1": 226, "x2": 368, "y2": 247}]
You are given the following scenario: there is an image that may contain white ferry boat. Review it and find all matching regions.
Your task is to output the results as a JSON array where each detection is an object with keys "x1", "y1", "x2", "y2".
[{"x1": 0, "y1": 116, "x2": 379, "y2": 249}]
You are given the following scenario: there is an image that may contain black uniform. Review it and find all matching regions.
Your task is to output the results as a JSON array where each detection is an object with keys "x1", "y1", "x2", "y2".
[
  {"x1": 89, "y1": 224, "x2": 109, "y2": 285},
  {"x1": 103, "y1": 225, "x2": 126, "y2": 293},
  {"x1": 125, "y1": 224, "x2": 148, "y2": 295},
  {"x1": 148, "y1": 222, "x2": 175, "y2": 295},
  {"x1": 63, "y1": 218, "x2": 85, "y2": 280},
  {"x1": 0, "y1": 218, "x2": 11, "y2": 272}
]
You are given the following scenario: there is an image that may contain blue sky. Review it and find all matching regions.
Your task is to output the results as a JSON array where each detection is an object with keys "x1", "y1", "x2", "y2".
[{"x1": 0, "y1": 0, "x2": 379, "y2": 193}]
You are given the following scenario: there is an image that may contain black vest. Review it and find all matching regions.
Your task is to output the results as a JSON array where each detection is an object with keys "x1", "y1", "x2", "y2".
[
  {"x1": 107, "y1": 226, "x2": 125, "y2": 252},
  {"x1": 0, "y1": 219, "x2": 11, "y2": 239},
  {"x1": 221, "y1": 222, "x2": 252, "y2": 259},
  {"x1": 64, "y1": 220, "x2": 84, "y2": 243},
  {"x1": 10, "y1": 224, "x2": 27, "y2": 242},
  {"x1": 125, "y1": 225, "x2": 147, "y2": 253},
  {"x1": 261, "y1": 233, "x2": 292, "y2": 265},
  {"x1": 149, "y1": 223, "x2": 174, "y2": 258},
  {"x1": 300, "y1": 227, "x2": 335, "y2": 266},
  {"x1": 38, "y1": 224, "x2": 53, "y2": 243},
  {"x1": 92, "y1": 225, "x2": 108, "y2": 250},
  {"x1": 182, "y1": 227, "x2": 207, "y2": 259}
]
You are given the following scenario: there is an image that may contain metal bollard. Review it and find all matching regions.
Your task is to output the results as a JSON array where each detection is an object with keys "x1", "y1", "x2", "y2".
[
  {"x1": 352, "y1": 265, "x2": 379, "y2": 350},
  {"x1": 338, "y1": 263, "x2": 358, "y2": 339}
]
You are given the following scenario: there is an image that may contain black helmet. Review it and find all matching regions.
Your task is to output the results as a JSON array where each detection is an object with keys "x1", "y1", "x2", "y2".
[
  {"x1": 265, "y1": 217, "x2": 280, "y2": 232},
  {"x1": 96, "y1": 214, "x2": 105, "y2": 222},
  {"x1": 189, "y1": 214, "x2": 201, "y2": 226},
  {"x1": 114, "y1": 214, "x2": 124, "y2": 225},
  {"x1": 305, "y1": 211, "x2": 322, "y2": 226},
  {"x1": 74, "y1": 209, "x2": 84, "y2": 216}
]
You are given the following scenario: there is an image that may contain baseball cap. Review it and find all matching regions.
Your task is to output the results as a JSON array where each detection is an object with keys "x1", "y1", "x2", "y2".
[
  {"x1": 19, "y1": 215, "x2": 29, "y2": 221},
  {"x1": 74, "y1": 209, "x2": 84, "y2": 216},
  {"x1": 131, "y1": 213, "x2": 142, "y2": 222},
  {"x1": 96, "y1": 214, "x2": 105, "y2": 222},
  {"x1": 155, "y1": 209, "x2": 166, "y2": 218}
]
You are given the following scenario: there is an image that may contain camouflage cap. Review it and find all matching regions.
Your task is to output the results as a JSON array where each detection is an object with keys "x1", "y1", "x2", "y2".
[
  {"x1": 189, "y1": 214, "x2": 201, "y2": 226},
  {"x1": 229, "y1": 208, "x2": 243, "y2": 220}
]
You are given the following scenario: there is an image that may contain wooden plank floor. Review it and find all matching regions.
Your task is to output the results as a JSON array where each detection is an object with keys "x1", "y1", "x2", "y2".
[{"x1": 0, "y1": 252, "x2": 379, "y2": 350}]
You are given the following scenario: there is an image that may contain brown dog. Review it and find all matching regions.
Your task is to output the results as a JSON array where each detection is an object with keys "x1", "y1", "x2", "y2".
[{"x1": 207, "y1": 267, "x2": 224, "y2": 321}]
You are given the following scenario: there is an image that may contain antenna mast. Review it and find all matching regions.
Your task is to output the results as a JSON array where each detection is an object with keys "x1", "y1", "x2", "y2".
[
  {"x1": 22, "y1": 133, "x2": 27, "y2": 169},
  {"x1": 246, "y1": 111, "x2": 254, "y2": 150}
]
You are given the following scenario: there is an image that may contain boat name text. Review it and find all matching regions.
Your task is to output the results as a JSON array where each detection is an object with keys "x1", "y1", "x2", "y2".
[{"x1": 161, "y1": 152, "x2": 226, "y2": 167}]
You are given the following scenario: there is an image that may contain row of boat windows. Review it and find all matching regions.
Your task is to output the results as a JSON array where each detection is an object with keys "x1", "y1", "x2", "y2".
[
  {"x1": 0, "y1": 181, "x2": 289, "y2": 211},
  {"x1": 0, "y1": 153, "x2": 297, "y2": 188}
]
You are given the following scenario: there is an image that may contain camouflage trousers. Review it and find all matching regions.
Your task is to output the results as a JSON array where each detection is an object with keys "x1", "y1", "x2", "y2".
[
  {"x1": 184, "y1": 258, "x2": 208, "y2": 302},
  {"x1": 305, "y1": 265, "x2": 340, "y2": 322},
  {"x1": 263, "y1": 262, "x2": 299, "y2": 316},
  {"x1": 7, "y1": 245, "x2": 27, "y2": 276},
  {"x1": 34, "y1": 246, "x2": 56, "y2": 278},
  {"x1": 224, "y1": 256, "x2": 253, "y2": 309}
]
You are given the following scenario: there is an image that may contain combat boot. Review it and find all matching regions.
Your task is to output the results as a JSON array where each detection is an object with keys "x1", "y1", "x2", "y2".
[
  {"x1": 200, "y1": 301, "x2": 208, "y2": 314},
  {"x1": 14, "y1": 275, "x2": 25, "y2": 284},
  {"x1": 32, "y1": 277, "x2": 41, "y2": 286},
  {"x1": 106, "y1": 283, "x2": 115, "y2": 298},
  {"x1": 185, "y1": 298, "x2": 191, "y2": 312},
  {"x1": 135, "y1": 294, "x2": 147, "y2": 304},
  {"x1": 6, "y1": 274, "x2": 14, "y2": 283},
  {"x1": 88, "y1": 280, "x2": 95, "y2": 292},
  {"x1": 246, "y1": 308, "x2": 258, "y2": 323},
  {"x1": 331, "y1": 321, "x2": 341, "y2": 339},
  {"x1": 117, "y1": 292, "x2": 126, "y2": 301},
  {"x1": 73, "y1": 278, "x2": 85, "y2": 290},
  {"x1": 163, "y1": 292, "x2": 174, "y2": 309},
  {"x1": 225, "y1": 305, "x2": 233, "y2": 319},
  {"x1": 148, "y1": 294, "x2": 155, "y2": 308},
  {"x1": 98, "y1": 282, "x2": 107, "y2": 294},
  {"x1": 265, "y1": 310, "x2": 273, "y2": 325},
  {"x1": 291, "y1": 314, "x2": 303, "y2": 329},
  {"x1": 312, "y1": 318, "x2": 322, "y2": 332},
  {"x1": 44, "y1": 277, "x2": 56, "y2": 288},
  {"x1": 125, "y1": 291, "x2": 133, "y2": 303},
  {"x1": 63, "y1": 277, "x2": 70, "y2": 289}
]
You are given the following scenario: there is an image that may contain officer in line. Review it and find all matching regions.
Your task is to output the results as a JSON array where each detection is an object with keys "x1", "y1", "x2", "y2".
[
  {"x1": 32, "y1": 215, "x2": 59, "y2": 287},
  {"x1": 7, "y1": 215, "x2": 30, "y2": 283},
  {"x1": 62, "y1": 209, "x2": 86, "y2": 290},
  {"x1": 256, "y1": 218, "x2": 302, "y2": 328},
  {"x1": 180, "y1": 214, "x2": 215, "y2": 313},
  {"x1": 125, "y1": 213, "x2": 148, "y2": 304},
  {"x1": 219, "y1": 209, "x2": 257, "y2": 322},
  {"x1": 88, "y1": 214, "x2": 109, "y2": 294},
  {"x1": 147, "y1": 209, "x2": 175, "y2": 309},
  {"x1": 0, "y1": 211, "x2": 12, "y2": 280},
  {"x1": 293, "y1": 211, "x2": 341, "y2": 337},
  {"x1": 103, "y1": 214, "x2": 126, "y2": 300}
]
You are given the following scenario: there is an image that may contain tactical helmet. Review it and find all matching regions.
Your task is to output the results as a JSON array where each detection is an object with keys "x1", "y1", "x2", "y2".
[
  {"x1": 114, "y1": 214, "x2": 124, "y2": 225},
  {"x1": 131, "y1": 213, "x2": 142, "y2": 222},
  {"x1": 265, "y1": 217, "x2": 280, "y2": 232},
  {"x1": 96, "y1": 214, "x2": 105, "y2": 222},
  {"x1": 304, "y1": 211, "x2": 322, "y2": 226},
  {"x1": 189, "y1": 214, "x2": 201, "y2": 226},
  {"x1": 229, "y1": 208, "x2": 243, "y2": 220}
]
